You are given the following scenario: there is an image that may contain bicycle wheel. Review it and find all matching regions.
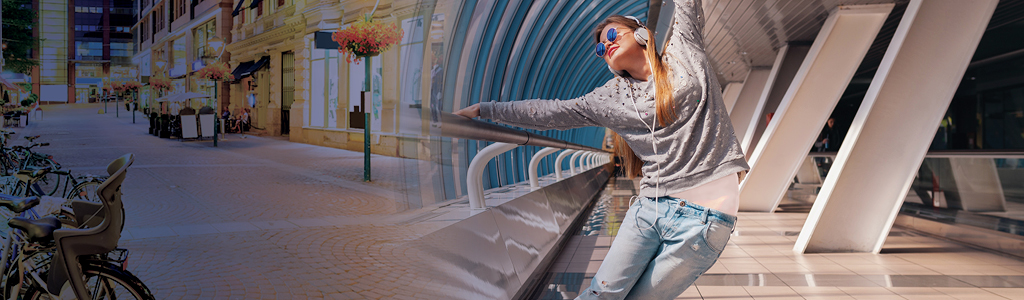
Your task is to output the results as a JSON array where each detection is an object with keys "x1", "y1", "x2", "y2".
[
  {"x1": 68, "y1": 180, "x2": 103, "y2": 203},
  {"x1": 23, "y1": 263, "x2": 155, "y2": 300},
  {"x1": 33, "y1": 172, "x2": 61, "y2": 197}
]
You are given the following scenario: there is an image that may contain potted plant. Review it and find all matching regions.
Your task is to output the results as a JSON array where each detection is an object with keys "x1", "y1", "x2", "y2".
[{"x1": 331, "y1": 15, "x2": 404, "y2": 63}]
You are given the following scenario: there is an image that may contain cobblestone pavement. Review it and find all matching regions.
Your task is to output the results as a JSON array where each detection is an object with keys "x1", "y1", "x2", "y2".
[{"x1": 13, "y1": 104, "x2": 458, "y2": 299}]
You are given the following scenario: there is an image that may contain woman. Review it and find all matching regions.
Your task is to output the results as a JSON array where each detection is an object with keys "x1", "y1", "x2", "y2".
[{"x1": 454, "y1": 1, "x2": 747, "y2": 299}]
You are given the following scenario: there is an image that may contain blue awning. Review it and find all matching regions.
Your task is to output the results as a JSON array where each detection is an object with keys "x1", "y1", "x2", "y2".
[
  {"x1": 241, "y1": 56, "x2": 270, "y2": 77},
  {"x1": 231, "y1": 0, "x2": 245, "y2": 16},
  {"x1": 231, "y1": 61, "x2": 255, "y2": 82}
]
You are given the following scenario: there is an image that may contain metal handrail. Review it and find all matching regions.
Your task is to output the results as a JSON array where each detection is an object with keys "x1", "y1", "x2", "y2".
[
  {"x1": 439, "y1": 112, "x2": 612, "y2": 210},
  {"x1": 439, "y1": 112, "x2": 606, "y2": 152}
]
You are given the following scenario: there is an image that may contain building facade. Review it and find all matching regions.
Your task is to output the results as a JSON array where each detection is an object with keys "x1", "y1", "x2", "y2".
[
  {"x1": 225, "y1": 0, "x2": 450, "y2": 159},
  {"x1": 133, "y1": 0, "x2": 234, "y2": 111},
  {"x1": 27, "y1": 0, "x2": 135, "y2": 103}
]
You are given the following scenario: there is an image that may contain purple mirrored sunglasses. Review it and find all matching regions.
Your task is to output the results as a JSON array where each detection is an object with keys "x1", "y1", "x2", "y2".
[{"x1": 595, "y1": 28, "x2": 619, "y2": 57}]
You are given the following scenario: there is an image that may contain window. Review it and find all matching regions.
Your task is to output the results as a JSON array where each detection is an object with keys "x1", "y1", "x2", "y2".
[
  {"x1": 109, "y1": 8, "x2": 133, "y2": 15},
  {"x1": 192, "y1": 20, "x2": 216, "y2": 62},
  {"x1": 141, "y1": 20, "x2": 148, "y2": 42},
  {"x1": 398, "y1": 16, "x2": 424, "y2": 135},
  {"x1": 75, "y1": 42, "x2": 103, "y2": 60},
  {"x1": 170, "y1": 38, "x2": 187, "y2": 77},
  {"x1": 277, "y1": 0, "x2": 284, "y2": 8},
  {"x1": 111, "y1": 43, "x2": 133, "y2": 57},
  {"x1": 348, "y1": 53, "x2": 382, "y2": 130},
  {"x1": 175, "y1": 0, "x2": 185, "y2": 19},
  {"x1": 309, "y1": 41, "x2": 340, "y2": 128},
  {"x1": 74, "y1": 6, "x2": 104, "y2": 13}
]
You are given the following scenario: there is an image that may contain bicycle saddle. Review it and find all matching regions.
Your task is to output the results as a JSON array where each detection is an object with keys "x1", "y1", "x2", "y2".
[
  {"x1": 8, "y1": 216, "x2": 61, "y2": 244},
  {"x1": 0, "y1": 196, "x2": 39, "y2": 213}
]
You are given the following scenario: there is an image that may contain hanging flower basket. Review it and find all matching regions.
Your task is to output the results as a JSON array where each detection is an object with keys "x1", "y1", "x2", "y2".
[
  {"x1": 195, "y1": 62, "x2": 235, "y2": 82},
  {"x1": 331, "y1": 16, "x2": 404, "y2": 63},
  {"x1": 123, "y1": 81, "x2": 143, "y2": 93},
  {"x1": 150, "y1": 76, "x2": 173, "y2": 94},
  {"x1": 110, "y1": 82, "x2": 125, "y2": 93}
]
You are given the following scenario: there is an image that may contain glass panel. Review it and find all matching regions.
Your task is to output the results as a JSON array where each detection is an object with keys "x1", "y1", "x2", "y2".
[
  {"x1": 398, "y1": 43, "x2": 424, "y2": 135},
  {"x1": 793, "y1": 154, "x2": 1024, "y2": 236},
  {"x1": 348, "y1": 57, "x2": 365, "y2": 126},
  {"x1": 327, "y1": 52, "x2": 339, "y2": 128},
  {"x1": 310, "y1": 57, "x2": 325, "y2": 128},
  {"x1": 401, "y1": 16, "x2": 424, "y2": 45}
]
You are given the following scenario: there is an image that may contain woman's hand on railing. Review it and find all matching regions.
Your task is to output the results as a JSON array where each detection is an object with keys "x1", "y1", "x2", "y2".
[{"x1": 453, "y1": 104, "x2": 481, "y2": 119}]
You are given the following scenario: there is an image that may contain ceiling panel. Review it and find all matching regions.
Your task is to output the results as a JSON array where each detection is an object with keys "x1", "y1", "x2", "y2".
[{"x1": 701, "y1": 0, "x2": 902, "y2": 83}]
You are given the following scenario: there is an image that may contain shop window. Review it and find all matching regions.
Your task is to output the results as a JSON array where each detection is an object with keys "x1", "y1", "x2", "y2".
[
  {"x1": 309, "y1": 42, "x2": 340, "y2": 128},
  {"x1": 398, "y1": 16, "x2": 425, "y2": 135}
]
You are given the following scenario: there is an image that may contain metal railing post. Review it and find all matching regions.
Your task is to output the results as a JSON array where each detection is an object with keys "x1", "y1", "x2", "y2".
[
  {"x1": 529, "y1": 147, "x2": 561, "y2": 190},
  {"x1": 570, "y1": 151, "x2": 584, "y2": 175},
  {"x1": 467, "y1": 142, "x2": 520, "y2": 210},
  {"x1": 554, "y1": 150, "x2": 576, "y2": 181}
]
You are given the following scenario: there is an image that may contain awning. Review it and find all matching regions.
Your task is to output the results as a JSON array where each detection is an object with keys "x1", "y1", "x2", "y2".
[
  {"x1": 230, "y1": 61, "x2": 255, "y2": 82},
  {"x1": 0, "y1": 76, "x2": 25, "y2": 93},
  {"x1": 314, "y1": 31, "x2": 340, "y2": 50},
  {"x1": 231, "y1": 0, "x2": 245, "y2": 16},
  {"x1": 241, "y1": 56, "x2": 270, "y2": 77},
  {"x1": 248, "y1": 0, "x2": 262, "y2": 9}
]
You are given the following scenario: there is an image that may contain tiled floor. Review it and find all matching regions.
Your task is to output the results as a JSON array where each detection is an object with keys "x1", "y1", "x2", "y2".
[{"x1": 534, "y1": 177, "x2": 1024, "y2": 299}]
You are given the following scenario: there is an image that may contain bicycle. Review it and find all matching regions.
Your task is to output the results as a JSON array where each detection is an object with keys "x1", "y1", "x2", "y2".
[
  {"x1": 0, "y1": 135, "x2": 105, "y2": 200},
  {"x1": 0, "y1": 153, "x2": 153, "y2": 299}
]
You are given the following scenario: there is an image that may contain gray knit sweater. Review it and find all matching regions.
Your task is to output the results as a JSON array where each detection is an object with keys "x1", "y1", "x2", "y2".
[{"x1": 479, "y1": 0, "x2": 749, "y2": 198}]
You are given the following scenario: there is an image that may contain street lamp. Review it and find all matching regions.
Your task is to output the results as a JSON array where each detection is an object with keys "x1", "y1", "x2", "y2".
[
  {"x1": 130, "y1": 68, "x2": 138, "y2": 123},
  {"x1": 205, "y1": 36, "x2": 226, "y2": 147}
]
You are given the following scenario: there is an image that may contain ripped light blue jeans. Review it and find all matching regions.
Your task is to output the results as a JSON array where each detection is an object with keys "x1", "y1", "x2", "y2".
[{"x1": 577, "y1": 196, "x2": 736, "y2": 300}]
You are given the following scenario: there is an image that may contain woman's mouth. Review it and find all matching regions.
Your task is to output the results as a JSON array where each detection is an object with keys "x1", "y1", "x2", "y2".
[{"x1": 607, "y1": 46, "x2": 618, "y2": 57}]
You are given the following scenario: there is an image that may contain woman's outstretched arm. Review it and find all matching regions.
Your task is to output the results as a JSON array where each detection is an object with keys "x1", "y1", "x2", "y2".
[{"x1": 453, "y1": 79, "x2": 619, "y2": 131}]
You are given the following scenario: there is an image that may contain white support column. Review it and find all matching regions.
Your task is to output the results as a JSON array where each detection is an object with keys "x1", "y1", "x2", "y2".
[
  {"x1": 721, "y1": 82, "x2": 744, "y2": 114},
  {"x1": 795, "y1": 0, "x2": 998, "y2": 253},
  {"x1": 738, "y1": 4, "x2": 893, "y2": 212},
  {"x1": 739, "y1": 45, "x2": 812, "y2": 158},
  {"x1": 729, "y1": 67, "x2": 772, "y2": 154}
]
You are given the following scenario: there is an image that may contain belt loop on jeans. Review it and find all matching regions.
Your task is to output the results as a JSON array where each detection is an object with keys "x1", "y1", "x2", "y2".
[{"x1": 702, "y1": 207, "x2": 711, "y2": 224}]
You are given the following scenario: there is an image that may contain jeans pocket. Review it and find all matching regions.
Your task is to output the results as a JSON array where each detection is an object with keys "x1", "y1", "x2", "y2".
[{"x1": 702, "y1": 219, "x2": 731, "y2": 253}]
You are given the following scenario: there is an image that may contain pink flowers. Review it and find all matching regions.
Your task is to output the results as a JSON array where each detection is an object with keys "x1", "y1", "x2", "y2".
[
  {"x1": 195, "y1": 62, "x2": 235, "y2": 82},
  {"x1": 150, "y1": 76, "x2": 172, "y2": 93},
  {"x1": 332, "y1": 17, "x2": 404, "y2": 63},
  {"x1": 122, "y1": 81, "x2": 143, "y2": 92}
]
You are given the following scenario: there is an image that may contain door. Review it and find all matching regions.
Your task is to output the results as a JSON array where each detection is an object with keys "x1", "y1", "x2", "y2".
[{"x1": 282, "y1": 52, "x2": 294, "y2": 135}]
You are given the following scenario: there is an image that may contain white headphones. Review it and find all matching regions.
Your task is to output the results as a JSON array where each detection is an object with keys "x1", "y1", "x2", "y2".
[{"x1": 609, "y1": 16, "x2": 651, "y2": 77}]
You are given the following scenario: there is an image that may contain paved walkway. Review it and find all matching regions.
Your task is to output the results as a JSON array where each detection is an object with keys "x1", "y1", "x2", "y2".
[
  {"x1": 15, "y1": 104, "x2": 461, "y2": 299},
  {"x1": 20, "y1": 103, "x2": 1024, "y2": 300},
  {"x1": 537, "y1": 177, "x2": 1024, "y2": 299}
]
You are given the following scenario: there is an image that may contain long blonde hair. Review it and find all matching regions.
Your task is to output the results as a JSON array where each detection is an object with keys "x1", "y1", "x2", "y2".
[{"x1": 594, "y1": 15, "x2": 675, "y2": 178}]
